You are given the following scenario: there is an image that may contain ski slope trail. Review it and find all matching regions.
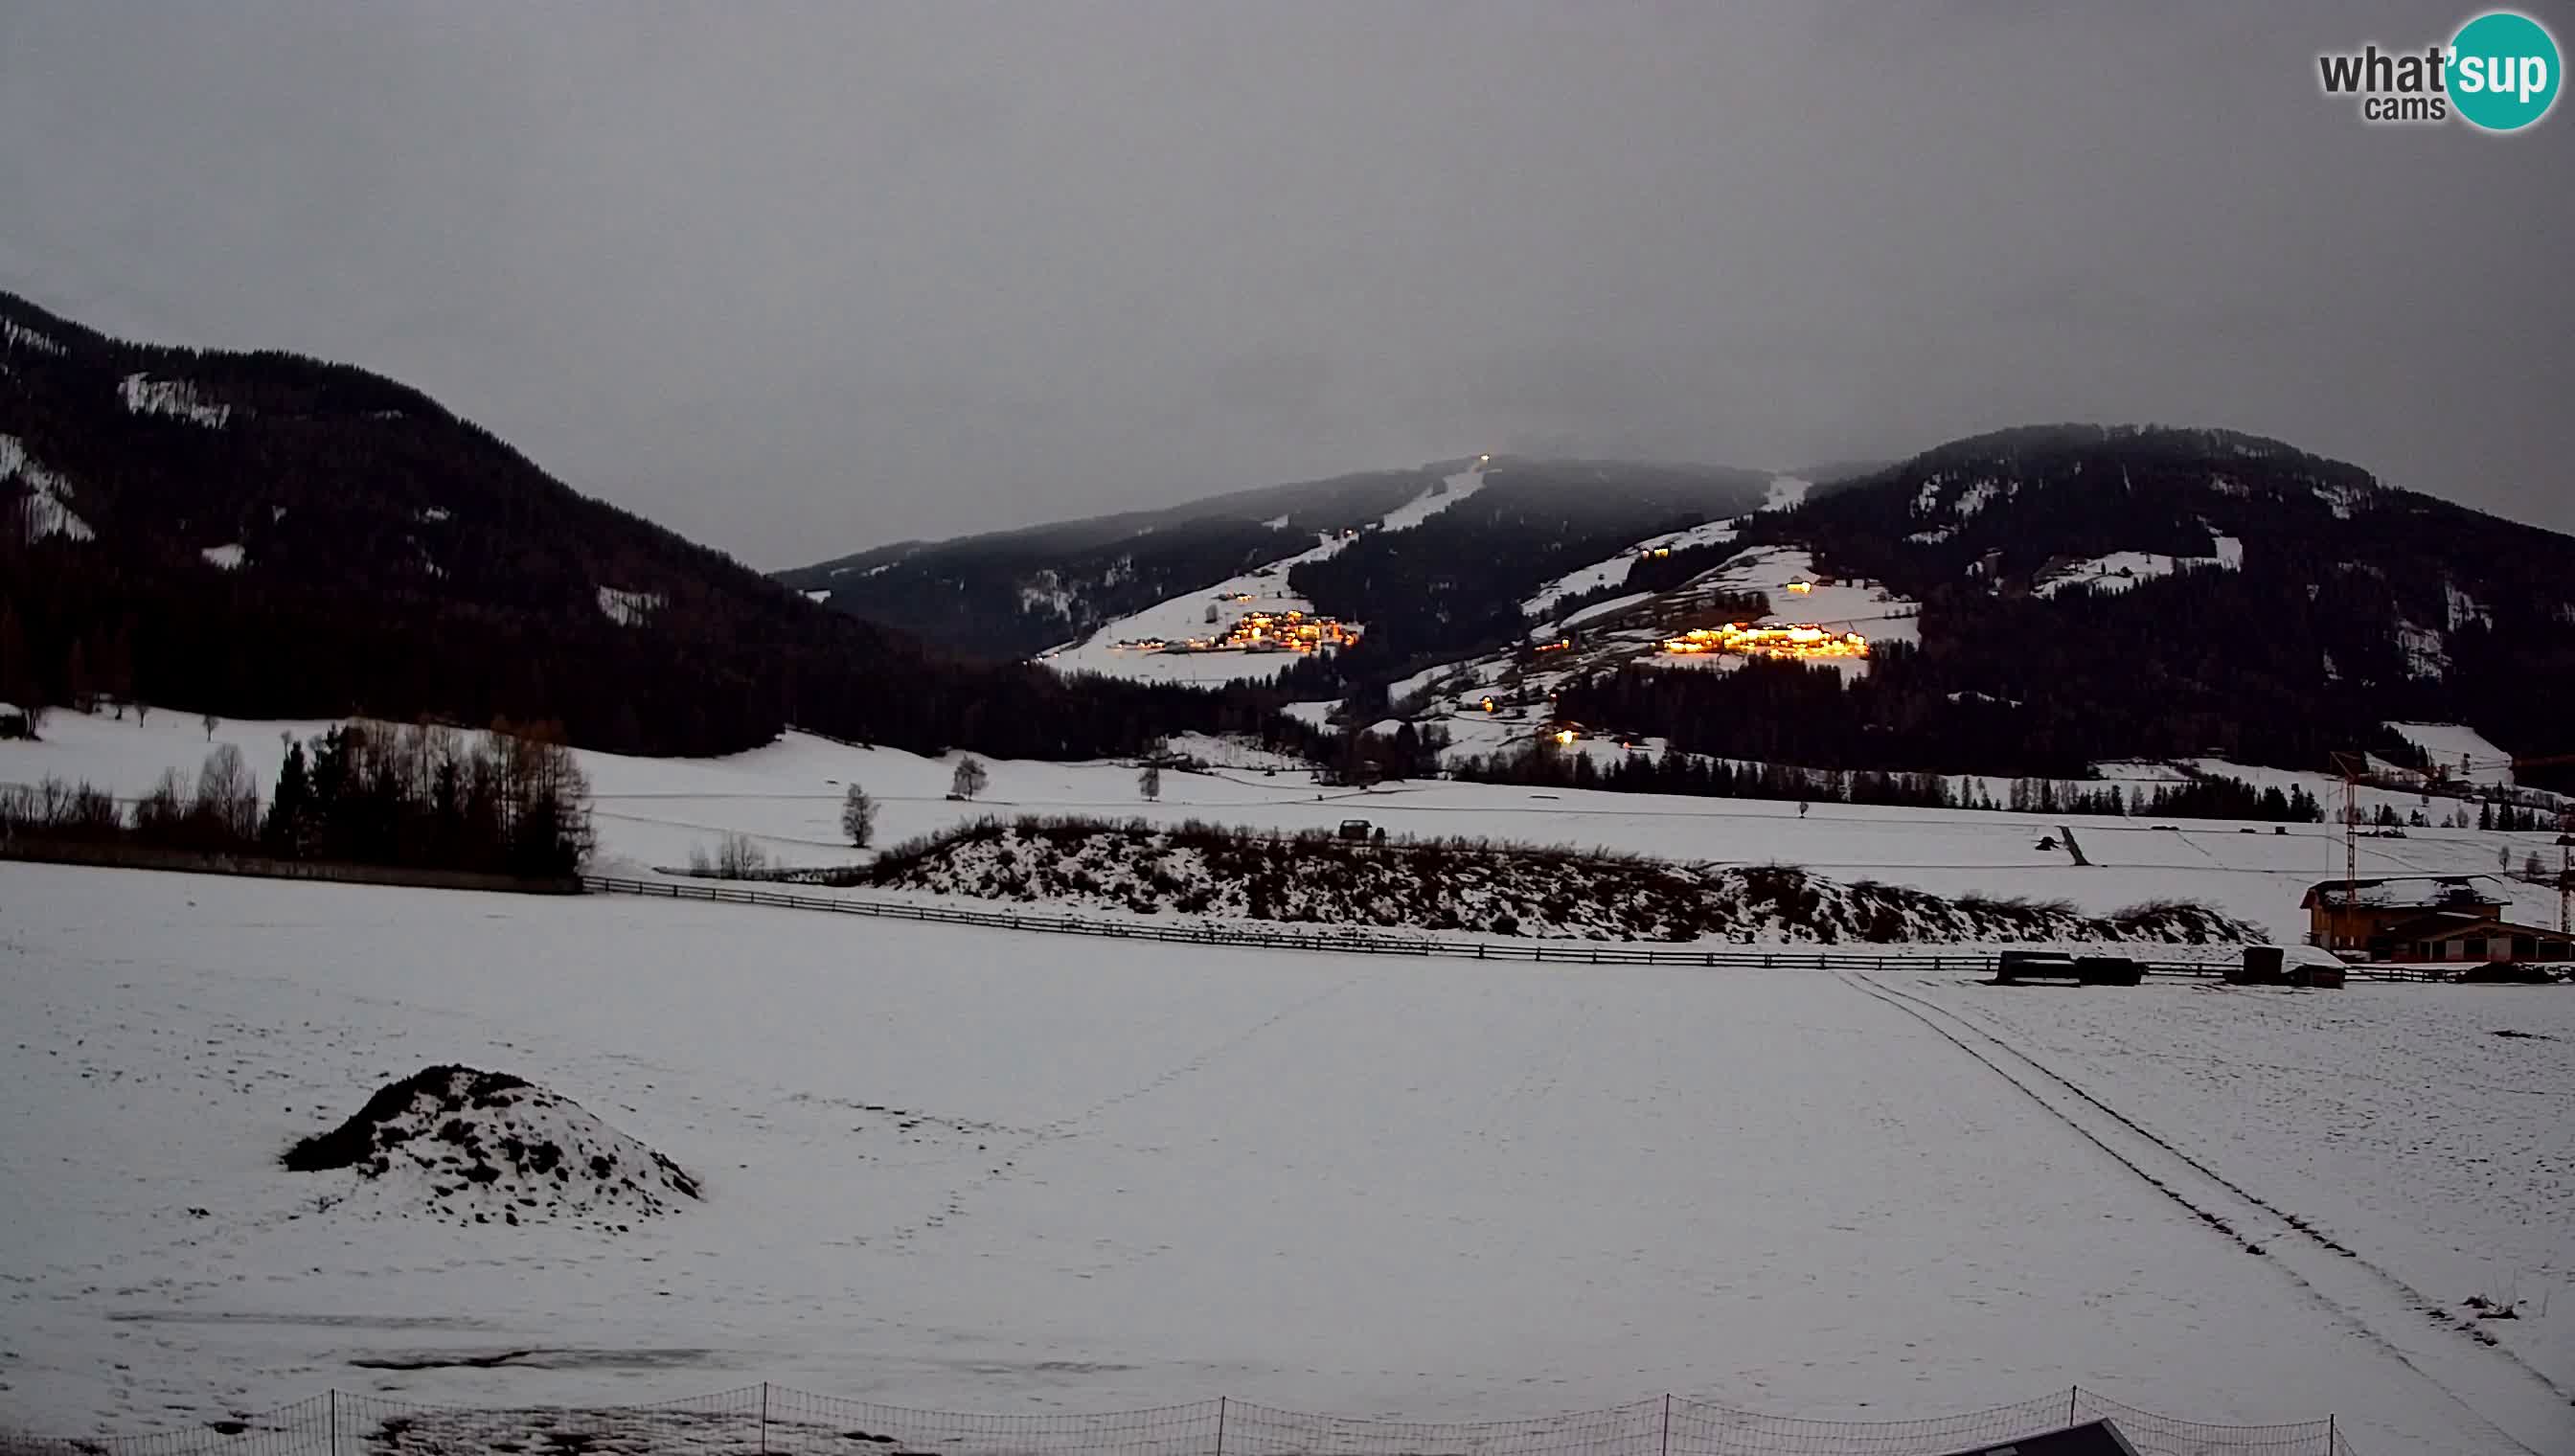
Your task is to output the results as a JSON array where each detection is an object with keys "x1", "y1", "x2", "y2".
[
  {"x1": 1037, "y1": 468, "x2": 1484, "y2": 686},
  {"x1": 1842, "y1": 975, "x2": 2574, "y2": 1456}
]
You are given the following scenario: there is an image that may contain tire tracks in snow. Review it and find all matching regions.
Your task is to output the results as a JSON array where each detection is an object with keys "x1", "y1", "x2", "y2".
[
  {"x1": 1840, "y1": 974, "x2": 2572, "y2": 1456},
  {"x1": 877, "y1": 971, "x2": 1365, "y2": 1249},
  {"x1": 1470, "y1": 989, "x2": 1599, "y2": 1150}
]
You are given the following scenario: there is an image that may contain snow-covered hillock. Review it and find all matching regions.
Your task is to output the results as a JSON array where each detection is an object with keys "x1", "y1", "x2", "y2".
[
  {"x1": 864, "y1": 818, "x2": 2259, "y2": 944},
  {"x1": 283, "y1": 1065, "x2": 700, "y2": 1232}
]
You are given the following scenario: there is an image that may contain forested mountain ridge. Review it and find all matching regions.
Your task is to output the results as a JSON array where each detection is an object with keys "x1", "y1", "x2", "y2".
[
  {"x1": 776, "y1": 467, "x2": 1442, "y2": 659},
  {"x1": 0, "y1": 290, "x2": 1262, "y2": 759},
  {"x1": 11, "y1": 285, "x2": 2557, "y2": 785},
  {"x1": 778, "y1": 459, "x2": 1775, "y2": 665},
  {"x1": 1548, "y1": 424, "x2": 2575, "y2": 782}
]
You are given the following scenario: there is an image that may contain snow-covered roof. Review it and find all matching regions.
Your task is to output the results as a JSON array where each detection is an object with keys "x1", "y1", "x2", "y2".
[
  {"x1": 2376, "y1": 908, "x2": 2567, "y2": 942},
  {"x1": 2299, "y1": 875, "x2": 2509, "y2": 911}
]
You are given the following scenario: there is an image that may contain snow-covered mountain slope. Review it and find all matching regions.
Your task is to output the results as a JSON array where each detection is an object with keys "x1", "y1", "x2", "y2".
[
  {"x1": 1038, "y1": 467, "x2": 1486, "y2": 686},
  {"x1": 2033, "y1": 538, "x2": 2242, "y2": 598},
  {"x1": 2384, "y1": 722, "x2": 2516, "y2": 786},
  {"x1": 0, "y1": 431, "x2": 94, "y2": 541},
  {"x1": 1388, "y1": 539, "x2": 1926, "y2": 765},
  {"x1": 1375, "y1": 466, "x2": 1488, "y2": 531},
  {"x1": 1520, "y1": 515, "x2": 1742, "y2": 623},
  {"x1": 786, "y1": 457, "x2": 1768, "y2": 667},
  {"x1": 119, "y1": 372, "x2": 234, "y2": 428},
  {"x1": 779, "y1": 466, "x2": 1443, "y2": 659},
  {"x1": 1760, "y1": 474, "x2": 1813, "y2": 512},
  {"x1": 1692, "y1": 424, "x2": 2575, "y2": 780},
  {"x1": 1640, "y1": 544, "x2": 1920, "y2": 674},
  {"x1": 5, "y1": 286, "x2": 1223, "y2": 765}
]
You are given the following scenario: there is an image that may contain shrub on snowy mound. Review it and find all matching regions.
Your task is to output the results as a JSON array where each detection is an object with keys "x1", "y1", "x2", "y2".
[
  {"x1": 285, "y1": 1065, "x2": 699, "y2": 1231},
  {"x1": 862, "y1": 817, "x2": 2261, "y2": 944}
]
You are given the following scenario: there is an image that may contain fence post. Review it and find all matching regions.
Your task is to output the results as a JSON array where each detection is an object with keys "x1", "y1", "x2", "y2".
[
  {"x1": 329, "y1": 1389, "x2": 337, "y2": 1456},
  {"x1": 1215, "y1": 1395, "x2": 1227, "y2": 1456},
  {"x1": 2066, "y1": 1385, "x2": 2078, "y2": 1428},
  {"x1": 760, "y1": 1381, "x2": 770, "y2": 1454},
  {"x1": 2327, "y1": 1414, "x2": 2336, "y2": 1453},
  {"x1": 1659, "y1": 1394, "x2": 1671, "y2": 1456}
]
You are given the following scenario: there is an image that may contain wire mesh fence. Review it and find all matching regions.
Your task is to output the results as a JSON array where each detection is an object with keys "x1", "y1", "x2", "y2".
[
  {"x1": 4, "y1": 1386, "x2": 2357, "y2": 1456},
  {"x1": 763, "y1": 1393, "x2": 1222, "y2": 1456},
  {"x1": 0, "y1": 1397, "x2": 336, "y2": 1456},
  {"x1": 1222, "y1": 1398, "x2": 1667, "y2": 1456},
  {"x1": 338, "y1": 1386, "x2": 764, "y2": 1456},
  {"x1": 1668, "y1": 1390, "x2": 2079, "y2": 1456},
  {"x1": 2067, "y1": 1388, "x2": 2345, "y2": 1456}
]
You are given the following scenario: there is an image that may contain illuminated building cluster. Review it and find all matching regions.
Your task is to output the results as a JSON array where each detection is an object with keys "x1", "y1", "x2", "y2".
[
  {"x1": 1660, "y1": 622, "x2": 1870, "y2": 662},
  {"x1": 1111, "y1": 608, "x2": 1361, "y2": 656}
]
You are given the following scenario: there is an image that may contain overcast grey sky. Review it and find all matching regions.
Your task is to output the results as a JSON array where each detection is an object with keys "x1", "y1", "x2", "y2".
[{"x1": 2, "y1": 2, "x2": 2567, "y2": 566}]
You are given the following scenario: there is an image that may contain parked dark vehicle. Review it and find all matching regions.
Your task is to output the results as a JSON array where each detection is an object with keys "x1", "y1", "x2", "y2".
[
  {"x1": 1993, "y1": 950, "x2": 2079, "y2": 985},
  {"x1": 2075, "y1": 955, "x2": 2142, "y2": 987}
]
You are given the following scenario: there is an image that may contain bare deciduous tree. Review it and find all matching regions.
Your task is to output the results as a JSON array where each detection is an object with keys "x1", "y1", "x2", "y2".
[
  {"x1": 1138, "y1": 762, "x2": 1162, "y2": 803},
  {"x1": 200, "y1": 711, "x2": 220, "y2": 742},
  {"x1": 194, "y1": 744, "x2": 261, "y2": 841},
  {"x1": 714, "y1": 832, "x2": 770, "y2": 877},
  {"x1": 840, "y1": 784, "x2": 877, "y2": 847},
  {"x1": 950, "y1": 756, "x2": 990, "y2": 801},
  {"x1": 134, "y1": 769, "x2": 189, "y2": 839}
]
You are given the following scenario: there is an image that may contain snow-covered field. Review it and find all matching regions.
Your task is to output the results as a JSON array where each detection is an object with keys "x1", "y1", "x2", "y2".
[
  {"x1": 2033, "y1": 545, "x2": 2242, "y2": 598},
  {"x1": 8, "y1": 709, "x2": 2566, "y2": 944},
  {"x1": 3, "y1": 864, "x2": 2567, "y2": 1456}
]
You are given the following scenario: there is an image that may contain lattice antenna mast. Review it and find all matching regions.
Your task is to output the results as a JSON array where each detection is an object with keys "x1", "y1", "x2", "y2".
[{"x1": 2329, "y1": 751, "x2": 2368, "y2": 944}]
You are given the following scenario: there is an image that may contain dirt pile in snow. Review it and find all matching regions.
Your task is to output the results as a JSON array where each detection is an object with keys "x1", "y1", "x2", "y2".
[
  {"x1": 865, "y1": 817, "x2": 2262, "y2": 944},
  {"x1": 285, "y1": 1066, "x2": 699, "y2": 1231}
]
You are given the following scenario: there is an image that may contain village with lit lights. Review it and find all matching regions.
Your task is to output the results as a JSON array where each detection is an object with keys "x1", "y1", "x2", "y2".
[
  {"x1": 1105, "y1": 604, "x2": 1362, "y2": 658},
  {"x1": 1660, "y1": 618, "x2": 1870, "y2": 663},
  {"x1": 1356, "y1": 541, "x2": 1926, "y2": 769}
]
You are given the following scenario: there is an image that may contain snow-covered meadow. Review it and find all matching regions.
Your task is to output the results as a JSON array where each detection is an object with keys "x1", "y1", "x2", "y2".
[
  {"x1": 3, "y1": 862, "x2": 2570, "y2": 1456},
  {"x1": 8, "y1": 708, "x2": 2564, "y2": 946}
]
